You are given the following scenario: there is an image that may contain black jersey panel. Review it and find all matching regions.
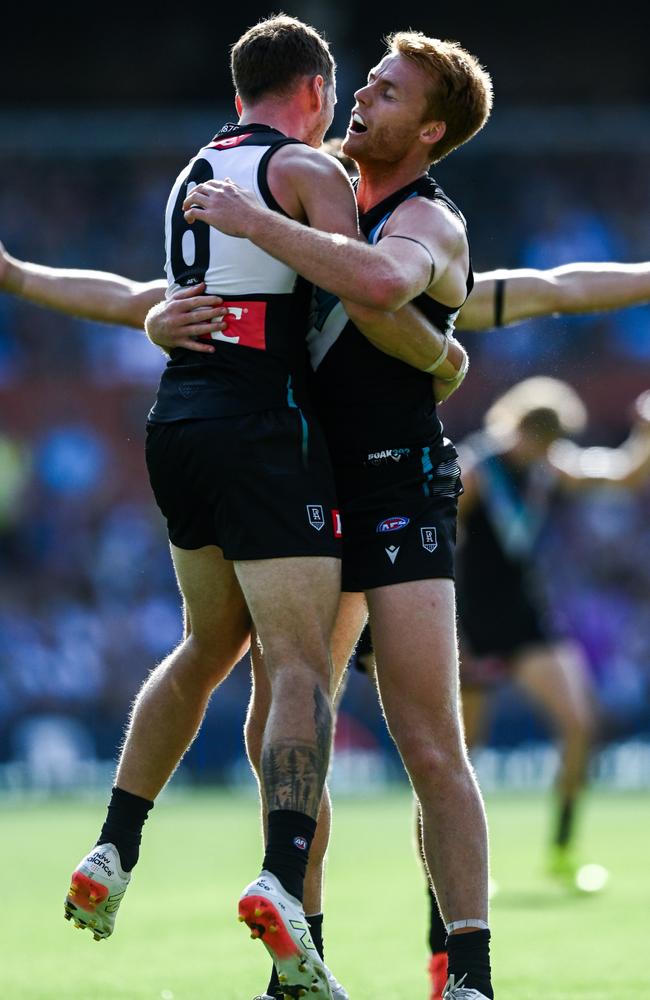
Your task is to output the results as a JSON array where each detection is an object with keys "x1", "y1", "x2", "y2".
[{"x1": 311, "y1": 173, "x2": 472, "y2": 460}]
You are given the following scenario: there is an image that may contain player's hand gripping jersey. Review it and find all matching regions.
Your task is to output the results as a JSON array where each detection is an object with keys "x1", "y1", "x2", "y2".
[{"x1": 151, "y1": 124, "x2": 313, "y2": 423}]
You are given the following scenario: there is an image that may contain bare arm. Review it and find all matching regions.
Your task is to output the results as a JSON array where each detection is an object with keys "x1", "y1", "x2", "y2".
[
  {"x1": 550, "y1": 391, "x2": 650, "y2": 491},
  {"x1": 456, "y1": 262, "x2": 650, "y2": 332},
  {"x1": 344, "y1": 298, "x2": 467, "y2": 373},
  {"x1": 0, "y1": 240, "x2": 166, "y2": 328},
  {"x1": 183, "y1": 178, "x2": 463, "y2": 312}
]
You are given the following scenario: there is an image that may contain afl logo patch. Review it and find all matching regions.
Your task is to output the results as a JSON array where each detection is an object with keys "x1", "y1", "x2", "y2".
[
  {"x1": 377, "y1": 516, "x2": 410, "y2": 533},
  {"x1": 293, "y1": 836, "x2": 308, "y2": 851}
]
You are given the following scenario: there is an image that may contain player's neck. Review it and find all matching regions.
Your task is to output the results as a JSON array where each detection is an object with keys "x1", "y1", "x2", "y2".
[
  {"x1": 239, "y1": 102, "x2": 310, "y2": 144},
  {"x1": 355, "y1": 160, "x2": 429, "y2": 214}
]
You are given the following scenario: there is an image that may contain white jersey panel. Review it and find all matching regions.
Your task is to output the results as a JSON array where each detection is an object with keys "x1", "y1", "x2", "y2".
[{"x1": 164, "y1": 143, "x2": 298, "y2": 298}]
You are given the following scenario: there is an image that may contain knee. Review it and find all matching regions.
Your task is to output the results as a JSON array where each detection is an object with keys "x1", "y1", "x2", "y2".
[
  {"x1": 393, "y1": 728, "x2": 467, "y2": 789},
  {"x1": 262, "y1": 629, "x2": 332, "y2": 681},
  {"x1": 562, "y1": 706, "x2": 596, "y2": 747},
  {"x1": 268, "y1": 659, "x2": 333, "y2": 703},
  {"x1": 189, "y1": 630, "x2": 249, "y2": 674}
]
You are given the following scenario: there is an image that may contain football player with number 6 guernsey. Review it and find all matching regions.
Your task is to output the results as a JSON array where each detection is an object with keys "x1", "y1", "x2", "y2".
[
  {"x1": 148, "y1": 122, "x2": 339, "y2": 562},
  {"x1": 157, "y1": 124, "x2": 313, "y2": 423}
]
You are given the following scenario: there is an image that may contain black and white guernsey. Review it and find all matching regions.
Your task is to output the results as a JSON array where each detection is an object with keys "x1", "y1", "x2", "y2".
[{"x1": 151, "y1": 123, "x2": 312, "y2": 422}]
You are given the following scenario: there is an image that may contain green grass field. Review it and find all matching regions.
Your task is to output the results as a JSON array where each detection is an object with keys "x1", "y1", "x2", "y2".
[{"x1": 3, "y1": 787, "x2": 648, "y2": 999}]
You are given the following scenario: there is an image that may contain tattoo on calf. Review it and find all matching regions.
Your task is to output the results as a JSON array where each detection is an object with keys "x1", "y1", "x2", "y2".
[
  {"x1": 262, "y1": 686, "x2": 333, "y2": 819},
  {"x1": 313, "y1": 684, "x2": 332, "y2": 793}
]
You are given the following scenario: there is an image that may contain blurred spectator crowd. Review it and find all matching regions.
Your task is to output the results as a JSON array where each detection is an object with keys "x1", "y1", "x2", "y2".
[{"x1": 0, "y1": 144, "x2": 649, "y2": 783}]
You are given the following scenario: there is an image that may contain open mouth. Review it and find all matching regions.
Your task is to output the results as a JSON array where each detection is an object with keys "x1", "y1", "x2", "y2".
[{"x1": 348, "y1": 111, "x2": 368, "y2": 134}]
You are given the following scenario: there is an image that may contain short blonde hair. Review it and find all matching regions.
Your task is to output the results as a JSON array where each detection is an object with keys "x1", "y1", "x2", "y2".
[
  {"x1": 387, "y1": 31, "x2": 493, "y2": 162},
  {"x1": 485, "y1": 377, "x2": 588, "y2": 438}
]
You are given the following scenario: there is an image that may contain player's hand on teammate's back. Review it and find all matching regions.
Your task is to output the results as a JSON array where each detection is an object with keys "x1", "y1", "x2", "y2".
[
  {"x1": 183, "y1": 179, "x2": 261, "y2": 237},
  {"x1": 145, "y1": 282, "x2": 227, "y2": 354}
]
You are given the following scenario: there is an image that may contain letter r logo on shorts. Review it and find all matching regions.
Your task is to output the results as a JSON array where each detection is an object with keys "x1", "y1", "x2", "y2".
[
  {"x1": 307, "y1": 505, "x2": 325, "y2": 531},
  {"x1": 421, "y1": 527, "x2": 438, "y2": 552}
]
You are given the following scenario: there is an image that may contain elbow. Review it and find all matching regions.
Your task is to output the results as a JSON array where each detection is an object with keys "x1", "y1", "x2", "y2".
[{"x1": 369, "y1": 270, "x2": 411, "y2": 311}]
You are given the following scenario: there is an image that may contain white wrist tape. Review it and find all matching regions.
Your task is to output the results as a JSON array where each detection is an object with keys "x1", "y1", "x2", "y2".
[
  {"x1": 446, "y1": 918, "x2": 490, "y2": 934},
  {"x1": 437, "y1": 350, "x2": 469, "y2": 387},
  {"x1": 422, "y1": 337, "x2": 449, "y2": 374}
]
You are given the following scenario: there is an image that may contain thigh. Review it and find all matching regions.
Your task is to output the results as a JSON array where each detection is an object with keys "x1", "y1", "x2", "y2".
[
  {"x1": 234, "y1": 555, "x2": 341, "y2": 664},
  {"x1": 330, "y1": 591, "x2": 368, "y2": 697},
  {"x1": 368, "y1": 578, "x2": 463, "y2": 746},
  {"x1": 512, "y1": 640, "x2": 594, "y2": 731},
  {"x1": 248, "y1": 589, "x2": 365, "y2": 711},
  {"x1": 222, "y1": 408, "x2": 342, "y2": 562},
  {"x1": 171, "y1": 543, "x2": 251, "y2": 654}
]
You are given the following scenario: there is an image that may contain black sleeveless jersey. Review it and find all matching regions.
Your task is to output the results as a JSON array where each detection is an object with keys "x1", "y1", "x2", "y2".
[
  {"x1": 307, "y1": 174, "x2": 473, "y2": 461},
  {"x1": 457, "y1": 436, "x2": 559, "y2": 608},
  {"x1": 150, "y1": 123, "x2": 313, "y2": 423}
]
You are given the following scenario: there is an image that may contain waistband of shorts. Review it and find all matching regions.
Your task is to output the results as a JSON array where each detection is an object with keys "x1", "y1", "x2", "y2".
[{"x1": 332, "y1": 436, "x2": 456, "y2": 469}]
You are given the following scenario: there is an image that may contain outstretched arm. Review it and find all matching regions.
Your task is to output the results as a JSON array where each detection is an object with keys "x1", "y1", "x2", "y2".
[
  {"x1": 550, "y1": 391, "x2": 650, "y2": 491},
  {"x1": 0, "y1": 240, "x2": 166, "y2": 328},
  {"x1": 457, "y1": 262, "x2": 650, "y2": 332}
]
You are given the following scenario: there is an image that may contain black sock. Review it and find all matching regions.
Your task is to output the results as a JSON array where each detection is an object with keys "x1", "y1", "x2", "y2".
[
  {"x1": 447, "y1": 929, "x2": 493, "y2": 999},
  {"x1": 427, "y1": 884, "x2": 448, "y2": 954},
  {"x1": 97, "y1": 786, "x2": 154, "y2": 873},
  {"x1": 262, "y1": 809, "x2": 316, "y2": 903},
  {"x1": 307, "y1": 912, "x2": 324, "y2": 959},
  {"x1": 555, "y1": 796, "x2": 576, "y2": 848},
  {"x1": 266, "y1": 912, "x2": 324, "y2": 996}
]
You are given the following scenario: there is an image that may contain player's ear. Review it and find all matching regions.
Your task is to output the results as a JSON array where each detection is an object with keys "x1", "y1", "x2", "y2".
[
  {"x1": 420, "y1": 120, "x2": 446, "y2": 150},
  {"x1": 235, "y1": 94, "x2": 243, "y2": 116},
  {"x1": 309, "y1": 74, "x2": 325, "y2": 111}
]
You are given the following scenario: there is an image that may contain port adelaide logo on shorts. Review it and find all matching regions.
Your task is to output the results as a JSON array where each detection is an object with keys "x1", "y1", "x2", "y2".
[
  {"x1": 376, "y1": 515, "x2": 410, "y2": 533},
  {"x1": 421, "y1": 527, "x2": 438, "y2": 552},
  {"x1": 307, "y1": 504, "x2": 325, "y2": 531}
]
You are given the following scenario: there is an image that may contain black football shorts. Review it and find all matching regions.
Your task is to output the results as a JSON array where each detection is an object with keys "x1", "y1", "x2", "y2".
[
  {"x1": 146, "y1": 409, "x2": 341, "y2": 561},
  {"x1": 334, "y1": 439, "x2": 462, "y2": 592}
]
